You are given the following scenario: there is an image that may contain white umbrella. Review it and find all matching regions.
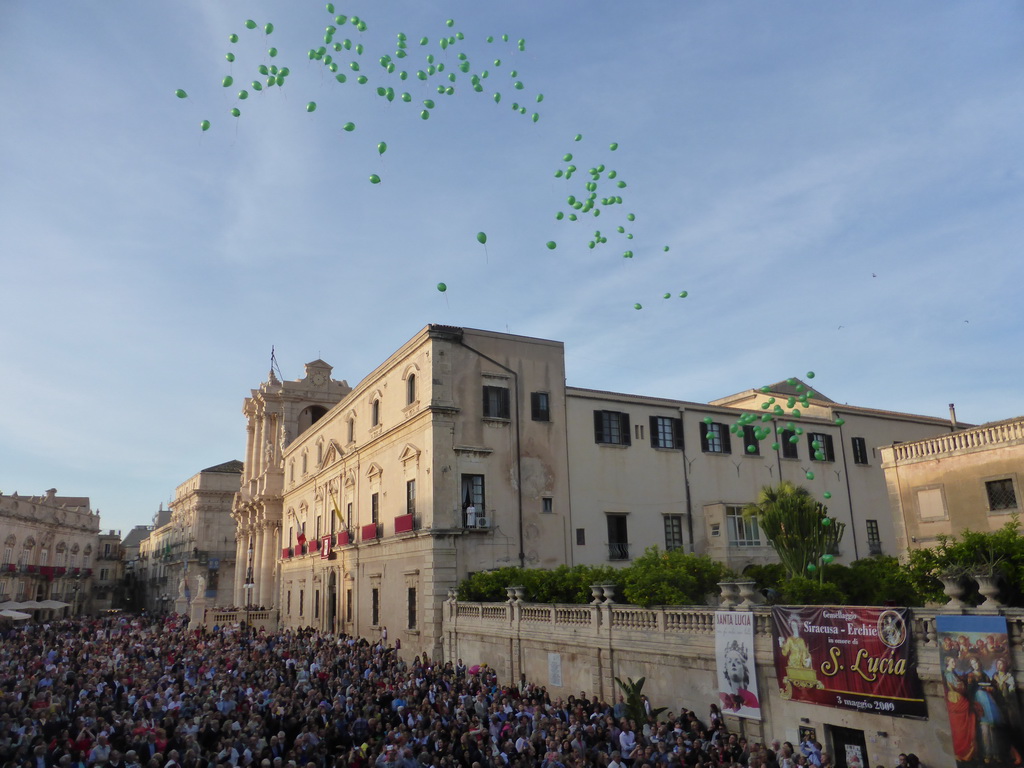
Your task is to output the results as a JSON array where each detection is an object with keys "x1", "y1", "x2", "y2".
[
  {"x1": 39, "y1": 600, "x2": 69, "y2": 609},
  {"x1": 16, "y1": 601, "x2": 44, "y2": 609},
  {"x1": 0, "y1": 600, "x2": 23, "y2": 610},
  {"x1": 0, "y1": 609, "x2": 31, "y2": 620}
]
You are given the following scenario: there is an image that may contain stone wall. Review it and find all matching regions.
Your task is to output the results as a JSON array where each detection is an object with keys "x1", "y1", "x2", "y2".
[{"x1": 441, "y1": 596, "x2": 1024, "y2": 768}]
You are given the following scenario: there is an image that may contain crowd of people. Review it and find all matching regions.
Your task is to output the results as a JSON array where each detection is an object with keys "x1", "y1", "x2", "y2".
[{"x1": 0, "y1": 615, "x2": 920, "y2": 768}]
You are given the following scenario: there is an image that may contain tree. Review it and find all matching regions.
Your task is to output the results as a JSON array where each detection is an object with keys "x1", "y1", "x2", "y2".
[
  {"x1": 744, "y1": 481, "x2": 845, "y2": 581},
  {"x1": 614, "y1": 676, "x2": 667, "y2": 724}
]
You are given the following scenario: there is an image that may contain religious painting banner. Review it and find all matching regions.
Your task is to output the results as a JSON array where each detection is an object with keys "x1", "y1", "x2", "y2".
[
  {"x1": 936, "y1": 615, "x2": 1024, "y2": 767},
  {"x1": 715, "y1": 610, "x2": 761, "y2": 719},
  {"x1": 771, "y1": 606, "x2": 926, "y2": 718}
]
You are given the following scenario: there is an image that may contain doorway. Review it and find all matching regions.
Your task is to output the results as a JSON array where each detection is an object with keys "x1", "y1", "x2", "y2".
[{"x1": 828, "y1": 725, "x2": 869, "y2": 768}]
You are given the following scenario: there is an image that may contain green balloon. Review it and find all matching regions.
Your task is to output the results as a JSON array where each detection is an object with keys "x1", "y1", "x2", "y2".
[
  {"x1": 807, "y1": 563, "x2": 817, "y2": 573},
  {"x1": 268, "y1": 48, "x2": 277, "y2": 57},
  {"x1": 175, "y1": 89, "x2": 188, "y2": 99},
  {"x1": 771, "y1": 442, "x2": 780, "y2": 451},
  {"x1": 423, "y1": 99, "x2": 435, "y2": 109},
  {"x1": 834, "y1": 418, "x2": 845, "y2": 426},
  {"x1": 514, "y1": 81, "x2": 523, "y2": 90},
  {"x1": 634, "y1": 303, "x2": 642, "y2": 310},
  {"x1": 264, "y1": 23, "x2": 274, "y2": 34},
  {"x1": 306, "y1": 102, "x2": 317, "y2": 112},
  {"x1": 555, "y1": 212, "x2": 564, "y2": 220},
  {"x1": 663, "y1": 293, "x2": 671, "y2": 299},
  {"x1": 420, "y1": 110, "x2": 429, "y2": 120},
  {"x1": 230, "y1": 108, "x2": 241, "y2": 117},
  {"x1": 335, "y1": 73, "x2": 347, "y2": 83},
  {"x1": 821, "y1": 517, "x2": 832, "y2": 526},
  {"x1": 356, "y1": 76, "x2": 367, "y2": 84},
  {"x1": 252, "y1": 81, "x2": 263, "y2": 91},
  {"x1": 200, "y1": 120, "x2": 210, "y2": 131},
  {"x1": 245, "y1": 20, "x2": 256, "y2": 29},
  {"x1": 229, "y1": 34, "x2": 238, "y2": 43},
  {"x1": 437, "y1": 282, "x2": 447, "y2": 292},
  {"x1": 678, "y1": 291, "x2": 688, "y2": 298},
  {"x1": 446, "y1": 18, "x2": 454, "y2": 27},
  {"x1": 258, "y1": 64, "x2": 269, "y2": 75},
  {"x1": 546, "y1": 241, "x2": 557, "y2": 250},
  {"x1": 807, "y1": 371, "x2": 816, "y2": 379},
  {"x1": 805, "y1": 471, "x2": 814, "y2": 480},
  {"x1": 369, "y1": 174, "x2": 381, "y2": 184},
  {"x1": 823, "y1": 491, "x2": 832, "y2": 499},
  {"x1": 420, "y1": 37, "x2": 428, "y2": 45},
  {"x1": 574, "y1": 133, "x2": 583, "y2": 141},
  {"x1": 238, "y1": 90, "x2": 248, "y2": 100},
  {"x1": 377, "y1": 141, "x2": 387, "y2": 155},
  {"x1": 822, "y1": 554, "x2": 834, "y2": 564},
  {"x1": 536, "y1": 94, "x2": 544, "y2": 103},
  {"x1": 476, "y1": 232, "x2": 487, "y2": 245},
  {"x1": 351, "y1": 61, "x2": 360, "y2": 71},
  {"x1": 609, "y1": 142, "x2": 619, "y2": 151},
  {"x1": 343, "y1": 122, "x2": 355, "y2": 131},
  {"x1": 532, "y1": 113, "x2": 539, "y2": 123},
  {"x1": 663, "y1": 245, "x2": 670, "y2": 252},
  {"x1": 502, "y1": 34, "x2": 509, "y2": 41},
  {"x1": 493, "y1": 93, "x2": 501, "y2": 103},
  {"x1": 401, "y1": 92, "x2": 411, "y2": 102},
  {"x1": 222, "y1": 76, "x2": 233, "y2": 87},
  {"x1": 326, "y1": 3, "x2": 334, "y2": 12}
]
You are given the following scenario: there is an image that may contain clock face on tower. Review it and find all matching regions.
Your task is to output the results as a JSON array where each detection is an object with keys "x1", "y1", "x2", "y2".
[{"x1": 311, "y1": 371, "x2": 328, "y2": 387}]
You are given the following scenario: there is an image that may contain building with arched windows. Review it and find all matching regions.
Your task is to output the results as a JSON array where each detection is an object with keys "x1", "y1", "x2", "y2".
[{"x1": 0, "y1": 488, "x2": 100, "y2": 614}]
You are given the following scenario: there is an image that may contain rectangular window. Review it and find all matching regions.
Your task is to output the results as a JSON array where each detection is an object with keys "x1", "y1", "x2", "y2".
[
  {"x1": 1, "y1": 548, "x2": 10, "y2": 567},
  {"x1": 531, "y1": 392, "x2": 550, "y2": 422},
  {"x1": 299, "y1": 590, "x2": 305, "y2": 617},
  {"x1": 287, "y1": 591, "x2": 291, "y2": 614},
  {"x1": 371, "y1": 587, "x2": 380, "y2": 625},
  {"x1": 607, "y1": 514, "x2": 629, "y2": 561},
  {"x1": 346, "y1": 588, "x2": 353, "y2": 622},
  {"x1": 986, "y1": 479, "x2": 1018, "y2": 512},
  {"x1": 650, "y1": 416, "x2": 683, "y2": 449},
  {"x1": 780, "y1": 429, "x2": 798, "y2": 459},
  {"x1": 406, "y1": 480, "x2": 416, "y2": 516},
  {"x1": 314, "y1": 589, "x2": 320, "y2": 619},
  {"x1": 461, "y1": 474, "x2": 485, "y2": 521},
  {"x1": 594, "y1": 410, "x2": 631, "y2": 445},
  {"x1": 664, "y1": 515, "x2": 684, "y2": 551},
  {"x1": 851, "y1": 437, "x2": 869, "y2": 465},
  {"x1": 726, "y1": 505, "x2": 760, "y2": 547},
  {"x1": 634, "y1": 423, "x2": 644, "y2": 441},
  {"x1": 742, "y1": 425, "x2": 759, "y2": 456},
  {"x1": 542, "y1": 497, "x2": 553, "y2": 514},
  {"x1": 346, "y1": 503, "x2": 353, "y2": 530},
  {"x1": 103, "y1": 543, "x2": 111, "y2": 558},
  {"x1": 576, "y1": 528, "x2": 586, "y2": 546},
  {"x1": 40, "y1": 550, "x2": 49, "y2": 566},
  {"x1": 483, "y1": 385, "x2": 511, "y2": 419},
  {"x1": 700, "y1": 422, "x2": 731, "y2": 454},
  {"x1": 866, "y1": 520, "x2": 882, "y2": 555},
  {"x1": 808, "y1": 433, "x2": 835, "y2": 462},
  {"x1": 100, "y1": 568, "x2": 109, "y2": 581},
  {"x1": 371, "y1": 493, "x2": 379, "y2": 524},
  {"x1": 407, "y1": 587, "x2": 417, "y2": 630}
]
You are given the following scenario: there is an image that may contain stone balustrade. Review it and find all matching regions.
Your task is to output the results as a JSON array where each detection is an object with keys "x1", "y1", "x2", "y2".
[{"x1": 888, "y1": 417, "x2": 1024, "y2": 462}]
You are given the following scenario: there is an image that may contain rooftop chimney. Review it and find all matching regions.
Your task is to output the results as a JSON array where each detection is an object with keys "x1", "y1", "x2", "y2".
[{"x1": 949, "y1": 403, "x2": 957, "y2": 430}]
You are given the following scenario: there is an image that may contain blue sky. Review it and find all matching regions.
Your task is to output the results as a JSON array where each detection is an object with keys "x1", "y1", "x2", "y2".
[{"x1": 2, "y1": 1, "x2": 1021, "y2": 535}]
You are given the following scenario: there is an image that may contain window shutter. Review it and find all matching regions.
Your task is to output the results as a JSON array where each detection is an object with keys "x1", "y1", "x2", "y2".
[
  {"x1": 721, "y1": 427, "x2": 731, "y2": 454},
  {"x1": 673, "y1": 418, "x2": 684, "y2": 450},
  {"x1": 825, "y1": 434, "x2": 835, "y2": 462},
  {"x1": 532, "y1": 393, "x2": 541, "y2": 420},
  {"x1": 807, "y1": 434, "x2": 815, "y2": 460},
  {"x1": 649, "y1": 416, "x2": 659, "y2": 447},
  {"x1": 622, "y1": 413, "x2": 632, "y2": 445},
  {"x1": 482, "y1": 386, "x2": 489, "y2": 417},
  {"x1": 594, "y1": 411, "x2": 604, "y2": 443},
  {"x1": 499, "y1": 387, "x2": 510, "y2": 418},
  {"x1": 699, "y1": 422, "x2": 709, "y2": 452}
]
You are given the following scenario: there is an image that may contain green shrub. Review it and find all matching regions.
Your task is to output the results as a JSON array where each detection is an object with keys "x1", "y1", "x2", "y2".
[
  {"x1": 779, "y1": 576, "x2": 846, "y2": 605},
  {"x1": 620, "y1": 547, "x2": 734, "y2": 607}
]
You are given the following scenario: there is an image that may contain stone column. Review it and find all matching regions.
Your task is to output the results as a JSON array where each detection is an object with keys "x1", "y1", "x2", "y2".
[
  {"x1": 244, "y1": 424, "x2": 256, "y2": 483},
  {"x1": 252, "y1": 525, "x2": 266, "y2": 606},
  {"x1": 233, "y1": 529, "x2": 247, "y2": 605},
  {"x1": 260, "y1": 522, "x2": 278, "y2": 608}
]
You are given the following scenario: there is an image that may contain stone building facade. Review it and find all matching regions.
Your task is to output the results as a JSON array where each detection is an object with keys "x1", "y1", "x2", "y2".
[
  {"x1": 881, "y1": 415, "x2": 1024, "y2": 552},
  {"x1": 0, "y1": 488, "x2": 100, "y2": 613}
]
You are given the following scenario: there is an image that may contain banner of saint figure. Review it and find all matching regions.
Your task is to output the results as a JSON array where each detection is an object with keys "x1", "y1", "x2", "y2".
[{"x1": 936, "y1": 615, "x2": 1024, "y2": 767}]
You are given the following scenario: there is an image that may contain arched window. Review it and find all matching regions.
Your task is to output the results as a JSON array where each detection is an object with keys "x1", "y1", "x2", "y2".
[
  {"x1": 347, "y1": 417, "x2": 355, "y2": 444},
  {"x1": 407, "y1": 374, "x2": 416, "y2": 405},
  {"x1": 372, "y1": 399, "x2": 381, "y2": 427}
]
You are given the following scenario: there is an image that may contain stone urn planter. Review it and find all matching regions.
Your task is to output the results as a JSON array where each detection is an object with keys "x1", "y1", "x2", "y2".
[
  {"x1": 973, "y1": 573, "x2": 1004, "y2": 610},
  {"x1": 938, "y1": 573, "x2": 969, "y2": 611},
  {"x1": 736, "y1": 580, "x2": 761, "y2": 609},
  {"x1": 718, "y1": 581, "x2": 740, "y2": 608}
]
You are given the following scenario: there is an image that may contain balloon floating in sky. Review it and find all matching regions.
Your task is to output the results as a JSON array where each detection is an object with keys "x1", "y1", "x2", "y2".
[
  {"x1": 476, "y1": 232, "x2": 487, "y2": 245},
  {"x1": 306, "y1": 102, "x2": 317, "y2": 112},
  {"x1": 245, "y1": 19, "x2": 256, "y2": 29},
  {"x1": 200, "y1": 120, "x2": 210, "y2": 131},
  {"x1": 545, "y1": 241, "x2": 557, "y2": 250},
  {"x1": 678, "y1": 291, "x2": 688, "y2": 298},
  {"x1": 175, "y1": 89, "x2": 188, "y2": 99},
  {"x1": 377, "y1": 141, "x2": 387, "y2": 155},
  {"x1": 436, "y1": 282, "x2": 447, "y2": 292},
  {"x1": 634, "y1": 303, "x2": 642, "y2": 310},
  {"x1": 369, "y1": 174, "x2": 381, "y2": 184},
  {"x1": 343, "y1": 122, "x2": 356, "y2": 132}
]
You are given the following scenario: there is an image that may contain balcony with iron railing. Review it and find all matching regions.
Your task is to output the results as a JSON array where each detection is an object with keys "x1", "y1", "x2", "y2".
[{"x1": 607, "y1": 542, "x2": 630, "y2": 561}]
